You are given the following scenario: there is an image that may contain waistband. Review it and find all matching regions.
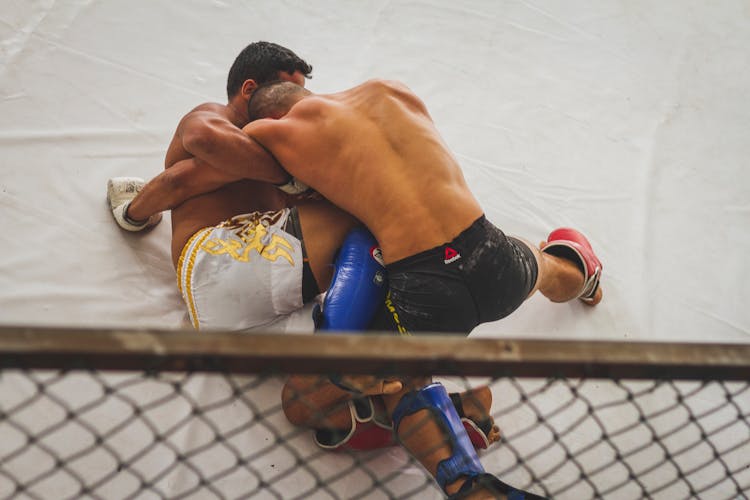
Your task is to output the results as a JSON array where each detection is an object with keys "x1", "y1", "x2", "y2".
[{"x1": 386, "y1": 215, "x2": 489, "y2": 272}]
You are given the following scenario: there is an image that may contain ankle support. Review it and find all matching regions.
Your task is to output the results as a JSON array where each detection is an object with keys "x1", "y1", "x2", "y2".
[{"x1": 542, "y1": 227, "x2": 602, "y2": 302}]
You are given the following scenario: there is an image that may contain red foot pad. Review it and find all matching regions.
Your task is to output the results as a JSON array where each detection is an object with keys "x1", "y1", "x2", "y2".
[
  {"x1": 314, "y1": 397, "x2": 395, "y2": 451},
  {"x1": 325, "y1": 418, "x2": 492, "y2": 451},
  {"x1": 342, "y1": 422, "x2": 395, "y2": 450},
  {"x1": 543, "y1": 228, "x2": 602, "y2": 304},
  {"x1": 314, "y1": 396, "x2": 493, "y2": 451},
  {"x1": 462, "y1": 418, "x2": 491, "y2": 450}
]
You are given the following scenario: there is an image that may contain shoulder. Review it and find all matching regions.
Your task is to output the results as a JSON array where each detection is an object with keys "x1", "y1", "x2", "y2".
[
  {"x1": 360, "y1": 78, "x2": 412, "y2": 93},
  {"x1": 243, "y1": 105, "x2": 312, "y2": 144},
  {"x1": 242, "y1": 117, "x2": 284, "y2": 138},
  {"x1": 177, "y1": 103, "x2": 234, "y2": 134},
  {"x1": 179, "y1": 103, "x2": 231, "y2": 125},
  {"x1": 280, "y1": 94, "x2": 329, "y2": 121},
  {"x1": 358, "y1": 79, "x2": 420, "y2": 103},
  {"x1": 187, "y1": 102, "x2": 227, "y2": 115},
  {"x1": 359, "y1": 79, "x2": 427, "y2": 112}
]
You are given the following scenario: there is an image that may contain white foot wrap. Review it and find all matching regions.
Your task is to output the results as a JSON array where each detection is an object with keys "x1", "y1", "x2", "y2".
[
  {"x1": 107, "y1": 177, "x2": 162, "y2": 232},
  {"x1": 275, "y1": 176, "x2": 310, "y2": 195}
]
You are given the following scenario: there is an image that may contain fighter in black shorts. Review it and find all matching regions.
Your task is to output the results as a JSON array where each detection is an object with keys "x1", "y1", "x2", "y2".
[
  {"x1": 372, "y1": 215, "x2": 538, "y2": 334},
  {"x1": 244, "y1": 79, "x2": 603, "y2": 499},
  {"x1": 367, "y1": 217, "x2": 603, "y2": 339},
  {"x1": 312, "y1": 218, "x2": 601, "y2": 499}
]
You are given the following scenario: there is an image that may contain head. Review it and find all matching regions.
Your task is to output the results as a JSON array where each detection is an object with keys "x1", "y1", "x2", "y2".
[
  {"x1": 226, "y1": 41, "x2": 312, "y2": 100},
  {"x1": 247, "y1": 81, "x2": 312, "y2": 121}
]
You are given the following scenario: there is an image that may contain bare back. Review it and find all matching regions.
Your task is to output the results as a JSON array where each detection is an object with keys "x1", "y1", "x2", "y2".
[
  {"x1": 245, "y1": 80, "x2": 483, "y2": 263},
  {"x1": 164, "y1": 103, "x2": 286, "y2": 267}
]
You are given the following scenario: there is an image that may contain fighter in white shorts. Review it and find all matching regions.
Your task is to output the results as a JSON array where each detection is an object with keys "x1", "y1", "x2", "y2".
[{"x1": 177, "y1": 207, "x2": 319, "y2": 331}]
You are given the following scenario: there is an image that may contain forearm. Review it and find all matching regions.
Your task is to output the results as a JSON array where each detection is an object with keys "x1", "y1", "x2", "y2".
[
  {"x1": 127, "y1": 158, "x2": 236, "y2": 221},
  {"x1": 126, "y1": 169, "x2": 184, "y2": 221},
  {"x1": 181, "y1": 115, "x2": 289, "y2": 183}
]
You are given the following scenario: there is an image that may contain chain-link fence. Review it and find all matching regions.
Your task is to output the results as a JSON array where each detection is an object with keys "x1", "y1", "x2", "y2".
[{"x1": 1, "y1": 327, "x2": 748, "y2": 499}]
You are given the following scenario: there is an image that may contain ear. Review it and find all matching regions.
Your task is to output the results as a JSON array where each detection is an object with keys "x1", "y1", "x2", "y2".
[{"x1": 240, "y1": 79, "x2": 258, "y2": 100}]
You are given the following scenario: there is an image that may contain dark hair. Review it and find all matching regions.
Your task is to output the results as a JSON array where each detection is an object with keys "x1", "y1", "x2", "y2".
[
  {"x1": 247, "y1": 81, "x2": 311, "y2": 121},
  {"x1": 226, "y1": 41, "x2": 312, "y2": 99}
]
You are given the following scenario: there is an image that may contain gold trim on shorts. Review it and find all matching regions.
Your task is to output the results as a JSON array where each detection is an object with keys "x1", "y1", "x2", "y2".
[{"x1": 177, "y1": 227, "x2": 213, "y2": 331}]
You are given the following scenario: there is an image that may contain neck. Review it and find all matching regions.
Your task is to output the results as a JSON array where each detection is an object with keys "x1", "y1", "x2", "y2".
[{"x1": 226, "y1": 97, "x2": 249, "y2": 127}]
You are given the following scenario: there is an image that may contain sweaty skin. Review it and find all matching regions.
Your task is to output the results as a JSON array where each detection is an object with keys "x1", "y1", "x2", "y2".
[
  {"x1": 243, "y1": 79, "x2": 485, "y2": 264},
  {"x1": 129, "y1": 77, "x2": 592, "y2": 497},
  {"x1": 163, "y1": 109, "x2": 287, "y2": 269},
  {"x1": 241, "y1": 80, "x2": 599, "y2": 497},
  {"x1": 239, "y1": 80, "x2": 493, "y2": 496},
  {"x1": 126, "y1": 71, "x2": 358, "y2": 289}
]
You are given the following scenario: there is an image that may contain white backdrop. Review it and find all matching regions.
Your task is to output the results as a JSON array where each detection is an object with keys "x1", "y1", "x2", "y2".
[{"x1": 1, "y1": 1, "x2": 749, "y2": 498}]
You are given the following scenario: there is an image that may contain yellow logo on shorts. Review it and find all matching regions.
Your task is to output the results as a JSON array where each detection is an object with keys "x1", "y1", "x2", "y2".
[
  {"x1": 201, "y1": 219, "x2": 295, "y2": 266},
  {"x1": 385, "y1": 291, "x2": 409, "y2": 336}
]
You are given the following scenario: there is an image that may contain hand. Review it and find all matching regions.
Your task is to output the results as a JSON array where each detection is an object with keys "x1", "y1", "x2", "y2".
[
  {"x1": 336, "y1": 375, "x2": 404, "y2": 395},
  {"x1": 107, "y1": 177, "x2": 162, "y2": 231}
]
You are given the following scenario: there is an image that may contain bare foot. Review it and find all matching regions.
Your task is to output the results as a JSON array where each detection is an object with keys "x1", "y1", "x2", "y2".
[
  {"x1": 459, "y1": 386, "x2": 500, "y2": 445},
  {"x1": 486, "y1": 424, "x2": 501, "y2": 444}
]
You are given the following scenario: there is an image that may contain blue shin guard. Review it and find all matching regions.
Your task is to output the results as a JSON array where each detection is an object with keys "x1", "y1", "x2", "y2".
[
  {"x1": 392, "y1": 383, "x2": 545, "y2": 499},
  {"x1": 314, "y1": 228, "x2": 388, "y2": 393},
  {"x1": 315, "y1": 227, "x2": 387, "y2": 331},
  {"x1": 391, "y1": 383, "x2": 484, "y2": 492}
]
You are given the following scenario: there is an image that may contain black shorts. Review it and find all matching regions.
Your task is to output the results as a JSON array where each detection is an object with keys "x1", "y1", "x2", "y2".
[{"x1": 369, "y1": 215, "x2": 538, "y2": 335}]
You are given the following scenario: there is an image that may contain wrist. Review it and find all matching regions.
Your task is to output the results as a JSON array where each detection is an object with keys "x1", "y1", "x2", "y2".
[
  {"x1": 275, "y1": 177, "x2": 310, "y2": 195},
  {"x1": 122, "y1": 201, "x2": 149, "y2": 226}
]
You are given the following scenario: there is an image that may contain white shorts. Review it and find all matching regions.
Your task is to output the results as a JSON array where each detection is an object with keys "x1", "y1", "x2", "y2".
[{"x1": 177, "y1": 209, "x2": 310, "y2": 331}]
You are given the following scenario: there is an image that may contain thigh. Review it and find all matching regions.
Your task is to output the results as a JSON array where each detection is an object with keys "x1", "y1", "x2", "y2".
[
  {"x1": 367, "y1": 298, "x2": 404, "y2": 333},
  {"x1": 463, "y1": 228, "x2": 538, "y2": 322},
  {"x1": 385, "y1": 269, "x2": 478, "y2": 335}
]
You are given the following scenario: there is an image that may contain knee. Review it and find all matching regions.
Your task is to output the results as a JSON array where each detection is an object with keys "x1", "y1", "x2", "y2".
[
  {"x1": 382, "y1": 376, "x2": 432, "y2": 416},
  {"x1": 281, "y1": 376, "x2": 314, "y2": 427}
]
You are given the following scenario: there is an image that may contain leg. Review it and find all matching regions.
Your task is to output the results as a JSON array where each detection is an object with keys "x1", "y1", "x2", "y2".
[
  {"x1": 314, "y1": 226, "x2": 388, "y2": 331},
  {"x1": 314, "y1": 227, "x2": 403, "y2": 394},
  {"x1": 383, "y1": 379, "x2": 483, "y2": 495},
  {"x1": 283, "y1": 375, "x2": 501, "y2": 451},
  {"x1": 281, "y1": 226, "x2": 402, "y2": 447},
  {"x1": 310, "y1": 229, "x2": 539, "y2": 495},
  {"x1": 282, "y1": 375, "x2": 353, "y2": 430},
  {"x1": 383, "y1": 381, "x2": 543, "y2": 499},
  {"x1": 296, "y1": 200, "x2": 359, "y2": 292},
  {"x1": 282, "y1": 375, "x2": 395, "y2": 450},
  {"x1": 451, "y1": 386, "x2": 501, "y2": 448}
]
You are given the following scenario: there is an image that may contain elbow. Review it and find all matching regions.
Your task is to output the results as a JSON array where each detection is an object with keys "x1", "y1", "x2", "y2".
[
  {"x1": 182, "y1": 126, "x2": 217, "y2": 158},
  {"x1": 160, "y1": 168, "x2": 190, "y2": 210}
]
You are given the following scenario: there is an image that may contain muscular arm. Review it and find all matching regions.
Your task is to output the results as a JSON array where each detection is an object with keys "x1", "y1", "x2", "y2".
[
  {"x1": 126, "y1": 105, "x2": 293, "y2": 221},
  {"x1": 179, "y1": 109, "x2": 289, "y2": 181},
  {"x1": 127, "y1": 158, "x2": 242, "y2": 221}
]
